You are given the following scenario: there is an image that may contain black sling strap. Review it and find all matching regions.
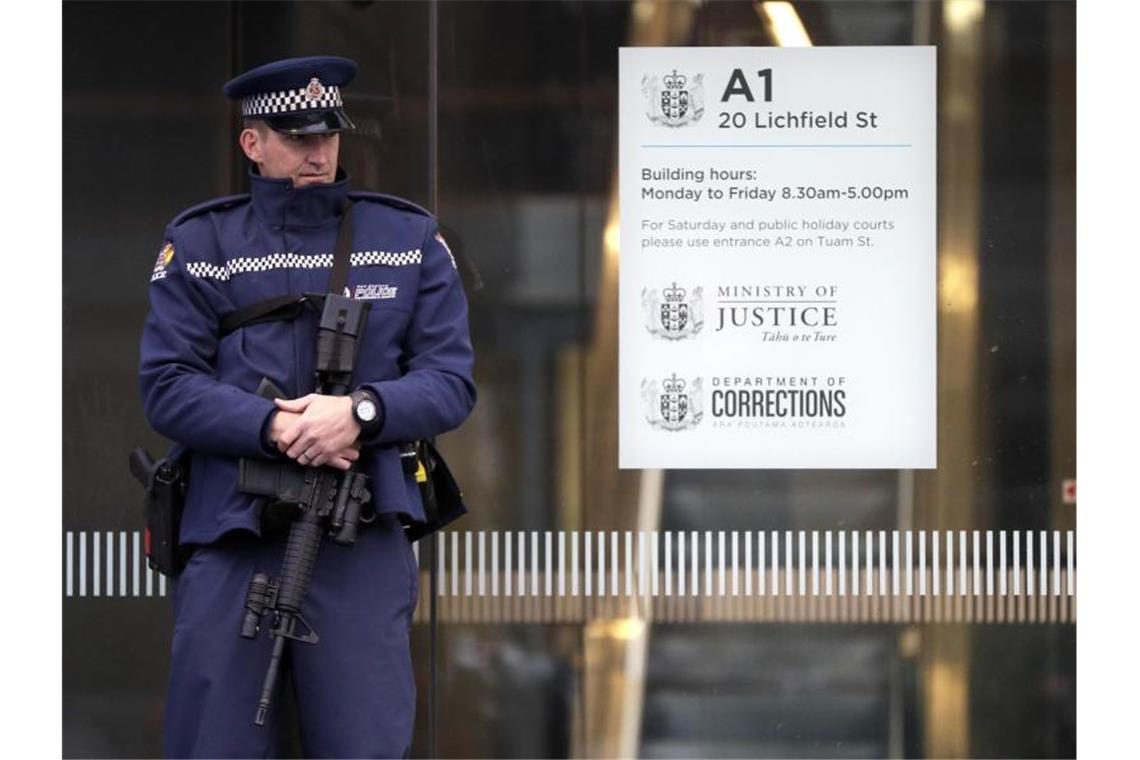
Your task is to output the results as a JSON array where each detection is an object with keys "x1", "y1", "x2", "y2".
[
  {"x1": 327, "y1": 199, "x2": 354, "y2": 295},
  {"x1": 218, "y1": 200, "x2": 355, "y2": 336},
  {"x1": 218, "y1": 294, "x2": 309, "y2": 335}
]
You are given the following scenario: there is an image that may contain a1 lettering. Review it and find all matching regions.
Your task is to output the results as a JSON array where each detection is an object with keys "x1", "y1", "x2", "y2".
[{"x1": 720, "y1": 68, "x2": 773, "y2": 103}]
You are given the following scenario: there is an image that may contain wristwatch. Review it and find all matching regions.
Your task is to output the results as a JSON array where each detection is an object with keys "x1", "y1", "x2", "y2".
[{"x1": 350, "y1": 389, "x2": 383, "y2": 437}]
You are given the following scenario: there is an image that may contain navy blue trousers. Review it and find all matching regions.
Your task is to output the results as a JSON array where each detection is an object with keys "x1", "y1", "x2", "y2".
[{"x1": 164, "y1": 515, "x2": 419, "y2": 758}]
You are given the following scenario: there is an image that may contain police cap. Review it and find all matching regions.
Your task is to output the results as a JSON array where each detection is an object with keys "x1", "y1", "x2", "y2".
[{"x1": 224, "y1": 56, "x2": 358, "y2": 134}]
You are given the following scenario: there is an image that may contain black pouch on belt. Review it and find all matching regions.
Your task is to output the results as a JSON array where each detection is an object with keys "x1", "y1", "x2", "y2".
[{"x1": 403, "y1": 439, "x2": 467, "y2": 542}]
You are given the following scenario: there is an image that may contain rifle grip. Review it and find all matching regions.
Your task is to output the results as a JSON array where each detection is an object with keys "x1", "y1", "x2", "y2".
[{"x1": 256, "y1": 377, "x2": 288, "y2": 401}]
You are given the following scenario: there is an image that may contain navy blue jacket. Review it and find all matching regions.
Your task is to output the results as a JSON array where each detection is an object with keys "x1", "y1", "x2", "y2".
[{"x1": 139, "y1": 171, "x2": 476, "y2": 545}]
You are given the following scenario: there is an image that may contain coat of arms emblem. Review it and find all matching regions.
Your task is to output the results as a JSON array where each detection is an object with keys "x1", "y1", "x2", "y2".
[
  {"x1": 306, "y1": 77, "x2": 326, "y2": 100},
  {"x1": 642, "y1": 283, "x2": 704, "y2": 340},
  {"x1": 642, "y1": 374, "x2": 704, "y2": 431},
  {"x1": 642, "y1": 70, "x2": 704, "y2": 127}
]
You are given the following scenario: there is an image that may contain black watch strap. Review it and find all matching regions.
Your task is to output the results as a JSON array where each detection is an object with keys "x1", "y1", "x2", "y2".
[{"x1": 350, "y1": 389, "x2": 383, "y2": 436}]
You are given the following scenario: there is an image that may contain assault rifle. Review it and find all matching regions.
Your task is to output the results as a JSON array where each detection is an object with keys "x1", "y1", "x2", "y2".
[{"x1": 236, "y1": 293, "x2": 372, "y2": 726}]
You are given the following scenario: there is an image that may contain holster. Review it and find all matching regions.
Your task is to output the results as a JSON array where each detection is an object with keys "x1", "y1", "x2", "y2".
[{"x1": 128, "y1": 446, "x2": 191, "y2": 577}]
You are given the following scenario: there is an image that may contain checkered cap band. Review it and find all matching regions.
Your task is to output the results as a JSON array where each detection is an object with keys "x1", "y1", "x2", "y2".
[
  {"x1": 183, "y1": 249, "x2": 422, "y2": 282},
  {"x1": 242, "y1": 84, "x2": 344, "y2": 118}
]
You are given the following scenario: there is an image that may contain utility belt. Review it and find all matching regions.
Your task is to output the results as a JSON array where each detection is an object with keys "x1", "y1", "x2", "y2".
[
  {"x1": 128, "y1": 391, "x2": 464, "y2": 579},
  {"x1": 125, "y1": 436, "x2": 455, "y2": 578}
]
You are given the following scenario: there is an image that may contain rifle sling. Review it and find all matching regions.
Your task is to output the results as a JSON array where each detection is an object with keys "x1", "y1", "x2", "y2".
[{"x1": 218, "y1": 200, "x2": 355, "y2": 337}]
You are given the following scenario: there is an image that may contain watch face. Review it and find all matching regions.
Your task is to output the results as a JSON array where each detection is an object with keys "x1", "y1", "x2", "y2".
[{"x1": 357, "y1": 399, "x2": 377, "y2": 422}]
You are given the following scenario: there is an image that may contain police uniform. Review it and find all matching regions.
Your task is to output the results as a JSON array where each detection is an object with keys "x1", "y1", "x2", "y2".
[{"x1": 139, "y1": 57, "x2": 475, "y2": 758}]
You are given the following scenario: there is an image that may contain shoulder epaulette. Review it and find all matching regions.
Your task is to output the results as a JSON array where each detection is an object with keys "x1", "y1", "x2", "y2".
[
  {"x1": 171, "y1": 194, "x2": 251, "y2": 227},
  {"x1": 349, "y1": 191, "x2": 433, "y2": 219}
]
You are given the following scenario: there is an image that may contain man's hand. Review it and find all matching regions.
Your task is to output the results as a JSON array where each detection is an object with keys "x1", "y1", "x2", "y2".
[{"x1": 270, "y1": 395, "x2": 362, "y2": 469}]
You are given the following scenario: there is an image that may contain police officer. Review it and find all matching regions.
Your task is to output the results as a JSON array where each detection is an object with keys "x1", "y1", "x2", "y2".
[{"x1": 139, "y1": 56, "x2": 475, "y2": 758}]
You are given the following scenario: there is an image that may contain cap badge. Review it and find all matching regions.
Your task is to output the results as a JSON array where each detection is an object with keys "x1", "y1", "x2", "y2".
[{"x1": 306, "y1": 77, "x2": 326, "y2": 101}]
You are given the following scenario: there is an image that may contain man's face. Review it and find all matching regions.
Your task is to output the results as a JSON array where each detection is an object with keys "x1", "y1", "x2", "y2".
[{"x1": 240, "y1": 125, "x2": 340, "y2": 187}]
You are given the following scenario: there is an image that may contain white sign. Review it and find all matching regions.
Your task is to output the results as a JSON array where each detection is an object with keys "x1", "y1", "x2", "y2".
[{"x1": 619, "y1": 47, "x2": 936, "y2": 469}]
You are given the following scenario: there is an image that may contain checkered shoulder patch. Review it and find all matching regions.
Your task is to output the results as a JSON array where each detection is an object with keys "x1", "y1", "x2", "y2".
[{"x1": 183, "y1": 249, "x2": 422, "y2": 283}]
